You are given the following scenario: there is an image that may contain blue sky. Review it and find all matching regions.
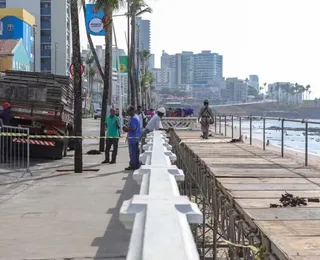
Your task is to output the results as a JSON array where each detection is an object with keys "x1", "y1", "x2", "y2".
[{"x1": 80, "y1": 0, "x2": 320, "y2": 97}]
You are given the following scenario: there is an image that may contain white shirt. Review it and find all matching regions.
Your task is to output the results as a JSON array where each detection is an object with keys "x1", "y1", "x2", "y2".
[
  {"x1": 137, "y1": 113, "x2": 144, "y2": 129},
  {"x1": 145, "y1": 114, "x2": 163, "y2": 132}
]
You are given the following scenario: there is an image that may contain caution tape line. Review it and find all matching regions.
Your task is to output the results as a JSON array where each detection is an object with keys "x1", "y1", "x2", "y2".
[
  {"x1": 0, "y1": 133, "x2": 142, "y2": 139},
  {"x1": 223, "y1": 240, "x2": 266, "y2": 260}
]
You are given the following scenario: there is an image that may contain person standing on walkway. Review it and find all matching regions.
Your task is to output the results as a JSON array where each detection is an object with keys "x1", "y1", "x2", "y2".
[
  {"x1": 198, "y1": 99, "x2": 214, "y2": 139},
  {"x1": 140, "y1": 107, "x2": 172, "y2": 152},
  {"x1": 123, "y1": 106, "x2": 141, "y2": 170},
  {"x1": 102, "y1": 108, "x2": 120, "y2": 164},
  {"x1": 136, "y1": 105, "x2": 146, "y2": 131}
]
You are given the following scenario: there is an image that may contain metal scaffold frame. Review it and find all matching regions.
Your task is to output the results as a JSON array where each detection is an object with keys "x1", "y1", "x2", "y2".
[{"x1": 170, "y1": 132, "x2": 265, "y2": 260}]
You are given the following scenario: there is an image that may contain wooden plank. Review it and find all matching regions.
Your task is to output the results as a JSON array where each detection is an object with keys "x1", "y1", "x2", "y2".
[
  {"x1": 223, "y1": 183, "x2": 320, "y2": 191},
  {"x1": 245, "y1": 208, "x2": 320, "y2": 221},
  {"x1": 229, "y1": 190, "x2": 320, "y2": 199},
  {"x1": 235, "y1": 199, "x2": 320, "y2": 209},
  {"x1": 217, "y1": 178, "x2": 310, "y2": 184},
  {"x1": 268, "y1": 236, "x2": 320, "y2": 260},
  {"x1": 255, "y1": 220, "x2": 320, "y2": 236},
  {"x1": 211, "y1": 169, "x2": 300, "y2": 178}
]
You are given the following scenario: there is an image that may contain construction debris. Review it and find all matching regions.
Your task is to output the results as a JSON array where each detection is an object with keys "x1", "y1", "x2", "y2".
[{"x1": 270, "y1": 192, "x2": 309, "y2": 208}]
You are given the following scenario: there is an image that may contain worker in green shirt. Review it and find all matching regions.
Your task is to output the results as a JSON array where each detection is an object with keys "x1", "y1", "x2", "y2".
[{"x1": 102, "y1": 108, "x2": 120, "y2": 164}]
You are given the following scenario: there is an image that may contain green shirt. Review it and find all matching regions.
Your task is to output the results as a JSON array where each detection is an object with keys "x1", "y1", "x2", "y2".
[{"x1": 105, "y1": 115, "x2": 120, "y2": 137}]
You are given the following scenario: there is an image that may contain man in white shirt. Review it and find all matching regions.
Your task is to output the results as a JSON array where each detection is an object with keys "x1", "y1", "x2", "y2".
[{"x1": 140, "y1": 107, "x2": 172, "y2": 152}]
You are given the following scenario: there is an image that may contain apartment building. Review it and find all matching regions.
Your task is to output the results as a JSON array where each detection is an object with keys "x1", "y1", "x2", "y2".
[{"x1": 2, "y1": 0, "x2": 72, "y2": 75}]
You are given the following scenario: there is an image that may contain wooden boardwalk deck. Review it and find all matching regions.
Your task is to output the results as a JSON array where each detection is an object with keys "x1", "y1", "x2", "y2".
[{"x1": 175, "y1": 131, "x2": 320, "y2": 260}]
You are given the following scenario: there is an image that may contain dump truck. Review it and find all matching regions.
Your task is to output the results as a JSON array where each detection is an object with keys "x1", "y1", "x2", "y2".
[{"x1": 0, "y1": 70, "x2": 74, "y2": 159}]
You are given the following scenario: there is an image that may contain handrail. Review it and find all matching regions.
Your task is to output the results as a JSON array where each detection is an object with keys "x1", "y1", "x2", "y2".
[
  {"x1": 213, "y1": 114, "x2": 320, "y2": 166},
  {"x1": 120, "y1": 131, "x2": 202, "y2": 260}
]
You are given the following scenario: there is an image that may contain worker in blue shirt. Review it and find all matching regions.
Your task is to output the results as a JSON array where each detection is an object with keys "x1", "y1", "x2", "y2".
[{"x1": 122, "y1": 106, "x2": 141, "y2": 170}]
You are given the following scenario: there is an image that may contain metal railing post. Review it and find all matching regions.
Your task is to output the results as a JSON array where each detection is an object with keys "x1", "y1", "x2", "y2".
[
  {"x1": 214, "y1": 115, "x2": 217, "y2": 133},
  {"x1": 231, "y1": 115, "x2": 234, "y2": 139},
  {"x1": 281, "y1": 119, "x2": 284, "y2": 157},
  {"x1": 249, "y1": 116, "x2": 252, "y2": 145},
  {"x1": 239, "y1": 117, "x2": 242, "y2": 139},
  {"x1": 263, "y1": 117, "x2": 266, "y2": 150},
  {"x1": 305, "y1": 122, "x2": 308, "y2": 166},
  {"x1": 219, "y1": 116, "x2": 221, "y2": 134},
  {"x1": 224, "y1": 115, "x2": 227, "y2": 136}
]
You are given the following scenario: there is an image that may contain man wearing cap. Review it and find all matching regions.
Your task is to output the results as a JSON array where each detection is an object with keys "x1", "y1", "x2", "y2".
[
  {"x1": 198, "y1": 99, "x2": 214, "y2": 139},
  {"x1": 140, "y1": 107, "x2": 172, "y2": 152},
  {"x1": 122, "y1": 106, "x2": 141, "y2": 170},
  {"x1": 0, "y1": 102, "x2": 12, "y2": 126}
]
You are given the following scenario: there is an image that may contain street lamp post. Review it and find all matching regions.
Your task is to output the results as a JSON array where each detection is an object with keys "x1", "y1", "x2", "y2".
[{"x1": 54, "y1": 42, "x2": 58, "y2": 74}]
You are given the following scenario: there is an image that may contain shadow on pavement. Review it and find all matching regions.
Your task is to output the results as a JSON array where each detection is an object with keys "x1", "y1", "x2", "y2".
[
  {"x1": 85, "y1": 170, "x2": 124, "y2": 179},
  {"x1": 91, "y1": 172, "x2": 140, "y2": 259}
]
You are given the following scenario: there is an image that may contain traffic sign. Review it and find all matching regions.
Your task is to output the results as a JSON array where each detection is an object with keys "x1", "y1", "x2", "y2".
[{"x1": 69, "y1": 64, "x2": 85, "y2": 77}]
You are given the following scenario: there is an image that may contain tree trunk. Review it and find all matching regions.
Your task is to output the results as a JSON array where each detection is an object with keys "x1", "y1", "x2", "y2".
[
  {"x1": 99, "y1": 8, "x2": 113, "y2": 152},
  {"x1": 130, "y1": 15, "x2": 137, "y2": 106},
  {"x1": 81, "y1": 0, "x2": 105, "y2": 81},
  {"x1": 70, "y1": 0, "x2": 83, "y2": 173}
]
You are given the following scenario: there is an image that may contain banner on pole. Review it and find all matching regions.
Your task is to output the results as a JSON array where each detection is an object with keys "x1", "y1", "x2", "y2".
[
  {"x1": 86, "y1": 4, "x2": 105, "y2": 36},
  {"x1": 116, "y1": 56, "x2": 128, "y2": 73}
]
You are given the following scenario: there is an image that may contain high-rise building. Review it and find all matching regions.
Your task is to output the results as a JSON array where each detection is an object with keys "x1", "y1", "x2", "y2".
[
  {"x1": 226, "y1": 78, "x2": 248, "y2": 102},
  {"x1": 151, "y1": 68, "x2": 174, "y2": 90},
  {"x1": 2, "y1": 0, "x2": 72, "y2": 75},
  {"x1": 136, "y1": 17, "x2": 150, "y2": 51},
  {"x1": 161, "y1": 50, "x2": 223, "y2": 86},
  {"x1": 0, "y1": 8, "x2": 35, "y2": 70},
  {"x1": 249, "y1": 75, "x2": 259, "y2": 91},
  {"x1": 193, "y1": 51, "x2": 223, "y2": 84}
]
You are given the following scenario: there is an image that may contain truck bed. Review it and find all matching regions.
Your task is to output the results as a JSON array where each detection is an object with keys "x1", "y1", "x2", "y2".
[{"x1": 0, "y1": 70, "x2": 74, "y2": 124}]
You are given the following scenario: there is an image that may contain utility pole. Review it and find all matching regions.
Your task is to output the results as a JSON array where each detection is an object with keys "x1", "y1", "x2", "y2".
[
  {"x1": 54, "y1": 42, "x2": 58, "y2": 74},
  {"x1": 127, "y1": 0, "x2": 131, "y2": 106}
]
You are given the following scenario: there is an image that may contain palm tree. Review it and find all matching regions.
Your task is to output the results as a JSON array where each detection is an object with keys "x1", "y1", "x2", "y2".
[
  {"x1": 71, "y1": 0, "x2": 83, "y2": 173},
  {"x1": 129, "y1": 0, "x2": 152, "y2": 106},
  {"x1": 138, "y1": 49, "x2": 152, "y2": 107},
  {"x1": 89, "y1": 0, "x2": 124, "y2": 151},
  {"x1": 305, "y1": 85, "x2": 311, "y2": 99}
]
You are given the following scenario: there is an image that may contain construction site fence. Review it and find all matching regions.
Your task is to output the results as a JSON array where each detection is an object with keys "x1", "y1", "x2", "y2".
[
  {"x1": 119, "y1": 130, "x2": 202, "y2": 260},
  {"x1": 213, "y1": 114, "x2": 320, "y2": 166},
  {"x1": 0, "y1": 124, "x2": 32, "y2": 177}
]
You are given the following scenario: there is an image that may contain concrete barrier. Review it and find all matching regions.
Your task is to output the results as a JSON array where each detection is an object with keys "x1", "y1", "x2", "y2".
[
  {"x1": 162, "y1": 117, "x2": 198, "y2": 130},
  {"x1": 120, "y1": 131, "x2": 202, "y2": 260}
]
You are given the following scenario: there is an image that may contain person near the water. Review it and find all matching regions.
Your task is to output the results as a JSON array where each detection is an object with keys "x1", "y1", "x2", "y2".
[{"x1": 198, "y1": 99, "x2": 214, "y2": 139}]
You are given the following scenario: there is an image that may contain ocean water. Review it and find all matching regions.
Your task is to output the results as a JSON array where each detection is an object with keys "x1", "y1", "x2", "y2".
[{"x1": 230, "y1": 119, "x2": 320, "y2": 155}]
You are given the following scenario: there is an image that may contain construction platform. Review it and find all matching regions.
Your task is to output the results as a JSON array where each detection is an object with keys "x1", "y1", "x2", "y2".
[{"x1": 172, "y1": 130, "x2": 320, "y2": 260}]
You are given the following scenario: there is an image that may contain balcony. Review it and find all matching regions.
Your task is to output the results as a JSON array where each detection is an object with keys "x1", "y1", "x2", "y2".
[
  {"x1": 41, "y1": 22, "x2": 51, "y2": 29},
  {"x1": 41, "y1": 49, "x2": 51, "y2": 57},
  {"x1": 41, "y1": 36, "x2": 51, "y2": 43},
  {"x1": 41, "y1": 8, "x2": 51, "y2": 15}
]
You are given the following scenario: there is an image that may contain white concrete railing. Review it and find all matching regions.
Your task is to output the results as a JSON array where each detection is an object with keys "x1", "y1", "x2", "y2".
[
  {"x1": 120, "y1": 131, "x2": 202, "y2": 260},
  {"x1": 162, "y1": 117, "x2": 198, "y2": 130}
]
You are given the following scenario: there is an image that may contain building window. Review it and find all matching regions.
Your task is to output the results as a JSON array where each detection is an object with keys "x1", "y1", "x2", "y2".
[{"x1": 7, "y1": 24, "x2": 13, "y2": 31}]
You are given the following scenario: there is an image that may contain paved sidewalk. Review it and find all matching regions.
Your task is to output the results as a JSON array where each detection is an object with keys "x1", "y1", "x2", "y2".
[{"x1": 0, "y1": 144, "x2": 139, "y2": 260}]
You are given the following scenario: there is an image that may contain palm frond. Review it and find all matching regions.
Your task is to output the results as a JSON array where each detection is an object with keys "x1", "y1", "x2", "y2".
[{"x1": 90, "y1": 0, "x2": 125, "y2": 10}]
